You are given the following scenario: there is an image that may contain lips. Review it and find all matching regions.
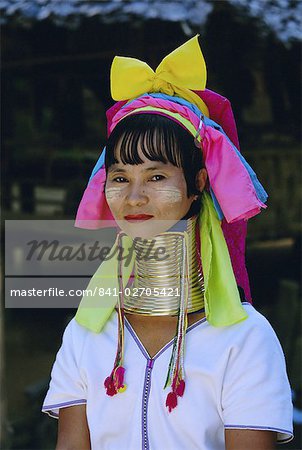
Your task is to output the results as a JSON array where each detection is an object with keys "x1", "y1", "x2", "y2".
[{"x1": 124, "y1": 214, "x2": 154, "y2": 223}]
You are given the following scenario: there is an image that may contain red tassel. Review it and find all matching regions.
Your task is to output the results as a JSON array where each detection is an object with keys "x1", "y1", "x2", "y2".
[
  {"x1": 175, "y1": 379, "x2": 185, "y2": 397},
  {"x1": 104, "y1": 375, "x2": 117, "y2": 396},
  {"x1": 166, "y1": 391, "x2": 178, "y2": 412},
  {"x1": 165, "y1": 375, "x2": 186, "y2": 411},
  {"x1": 104, "y1": 366, "x2": 126, "y2": 396}
]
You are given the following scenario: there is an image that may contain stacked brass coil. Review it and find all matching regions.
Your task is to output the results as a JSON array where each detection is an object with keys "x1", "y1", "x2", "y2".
[{"x1": 123, "y1": 217, "x2": 204, "y2": 316}]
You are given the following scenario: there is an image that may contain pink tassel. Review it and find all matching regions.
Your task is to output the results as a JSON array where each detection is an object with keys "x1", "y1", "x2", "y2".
[
  {"x1": 114, "y1": 366, "x2": 125, "y2": 390},
  {"x1": 166, "y1": 391, "x2": 178, "y2": 412}
]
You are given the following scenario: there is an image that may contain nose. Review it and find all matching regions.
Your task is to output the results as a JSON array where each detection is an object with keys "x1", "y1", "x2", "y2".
[{"x1": 126, "y1": 182, "x2": 148, "y2": 207}]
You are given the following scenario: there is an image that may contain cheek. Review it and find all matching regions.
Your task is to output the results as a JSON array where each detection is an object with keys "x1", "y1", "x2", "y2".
[
  {"x1": 105, "y1": 187, "x2": 124, "y2": 204},
  {"x1": 152, "y1": 187, "x2": 183, "y2": 204}
]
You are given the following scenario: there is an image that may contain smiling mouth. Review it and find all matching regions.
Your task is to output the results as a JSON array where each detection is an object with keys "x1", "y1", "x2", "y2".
[{"x1": 124, "y1": 214, "x2": 154, "y2": 223}]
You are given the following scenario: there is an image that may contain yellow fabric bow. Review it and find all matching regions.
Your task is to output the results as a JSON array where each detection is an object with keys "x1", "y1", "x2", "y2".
[{"x1": 111, "y1": 35, "x2": 209, "y2": 117}]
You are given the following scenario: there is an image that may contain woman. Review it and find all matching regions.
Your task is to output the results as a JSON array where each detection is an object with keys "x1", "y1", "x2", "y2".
[{"x1": 42, "y1": 36, "x2": 293, "y2": 450}]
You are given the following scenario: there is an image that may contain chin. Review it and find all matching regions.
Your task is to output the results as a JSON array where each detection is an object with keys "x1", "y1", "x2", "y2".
[{"x1": 116, "y1": 219, "x2": 179, "y2": 239}]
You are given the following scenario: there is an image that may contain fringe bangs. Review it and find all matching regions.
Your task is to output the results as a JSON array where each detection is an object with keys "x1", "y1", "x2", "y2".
[{"x1": 105, "y1": 114, "x2": 183, "y2": 169}]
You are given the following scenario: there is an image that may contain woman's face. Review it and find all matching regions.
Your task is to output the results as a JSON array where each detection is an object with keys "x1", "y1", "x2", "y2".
[{"x1": 105, "y1": 149, "x2": 199, "y2": 238}]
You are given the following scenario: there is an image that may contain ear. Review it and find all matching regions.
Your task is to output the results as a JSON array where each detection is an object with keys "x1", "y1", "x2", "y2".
[{"x1": 196, "y1": 168, "x2": 207, "y2": 193}]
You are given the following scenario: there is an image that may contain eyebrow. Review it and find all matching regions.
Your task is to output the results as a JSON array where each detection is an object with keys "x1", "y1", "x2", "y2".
[
  {"x1": 108, "y1": 165, "x2": 166, "y2": 174},
  {"x1": 108, "y1": 167, "x2": 127, "y2": 174}
]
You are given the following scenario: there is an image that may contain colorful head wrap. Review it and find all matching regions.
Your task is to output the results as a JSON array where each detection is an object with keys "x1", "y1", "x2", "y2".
[
  {"x1": 75, "y1": 36, "x2": 267, "y2": 303},
  {"x1": 74, "y1": 35, "x2": 268, "y2": 411}
]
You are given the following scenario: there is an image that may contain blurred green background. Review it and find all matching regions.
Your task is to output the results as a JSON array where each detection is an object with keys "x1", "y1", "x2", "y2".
[{"x1": 1, "y1": 1, "x2": 301, "y2": 448}]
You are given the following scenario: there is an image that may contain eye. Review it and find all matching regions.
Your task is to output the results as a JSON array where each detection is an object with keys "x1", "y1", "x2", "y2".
[
  {"x1": 112, "y1": 176, "x2": 128, "y2": 183},
  {"x1": 150, "y1": 174, "x2": 166, "y2": 182}
]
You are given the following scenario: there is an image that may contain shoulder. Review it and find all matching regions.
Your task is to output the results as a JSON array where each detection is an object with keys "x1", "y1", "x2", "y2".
[
  {"x1": 62, "y1": 317, "x2": 88, "y2": 343},
  {"x1": 198, "y1": 303, "x2": 285, "y2": 363},
  {"x1": 203, "y1": 303, "x2": 278, "y2": 340},
  {"x1": 219, "y1": 303, "x2": 286, "y2": 366},
  {"x1": 63, "y1": 310, "x2": 118, "y2": 347},
  {"x1": 225, "y1": 303, "x2": 280, "y2": 341}
]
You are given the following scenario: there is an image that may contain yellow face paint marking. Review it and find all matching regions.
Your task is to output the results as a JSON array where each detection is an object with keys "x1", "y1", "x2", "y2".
[
  {"x1": 105, "y1": 187, "x2": 124, "y2": 201},
  {"x1": 152, "y1": 188, "x2": 183, "y2": 203}
]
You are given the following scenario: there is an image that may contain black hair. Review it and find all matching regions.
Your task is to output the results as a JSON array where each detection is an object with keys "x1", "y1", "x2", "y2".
[{"x1": 104, "y1": 114, "x2": 204, "y2": 216}]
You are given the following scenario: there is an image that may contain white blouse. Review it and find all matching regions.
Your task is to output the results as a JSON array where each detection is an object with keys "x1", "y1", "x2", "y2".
[{"x1": 42, "y1": 303, "x2": 293, "y2": 449}]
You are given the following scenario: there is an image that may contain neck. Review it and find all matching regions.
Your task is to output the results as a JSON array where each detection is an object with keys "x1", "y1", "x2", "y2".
[{"x1": 123, "y1": 216, "x2": 204, "y2": 316}]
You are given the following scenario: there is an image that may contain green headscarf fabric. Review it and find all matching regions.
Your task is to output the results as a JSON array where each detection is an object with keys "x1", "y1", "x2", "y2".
[
  {"x1": 200, "y1": 192, "x2": 247, "y2": 326},
  {"x1": 75, "y1": 234, "x2": 134, "y2": 333}
]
